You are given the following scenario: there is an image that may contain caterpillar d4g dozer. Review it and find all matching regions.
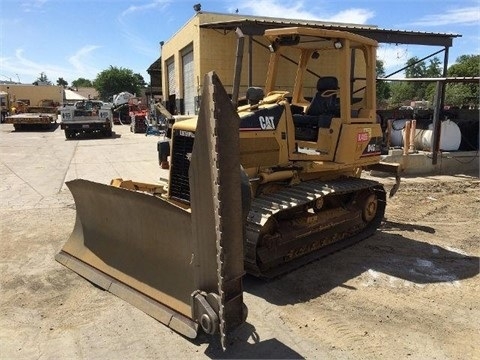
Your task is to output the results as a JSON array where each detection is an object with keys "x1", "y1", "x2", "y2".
[{"x1": 56, "y1": 27, "x2": 399, "y2": 347}]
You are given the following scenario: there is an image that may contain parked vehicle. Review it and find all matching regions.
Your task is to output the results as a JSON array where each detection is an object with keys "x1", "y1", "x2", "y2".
[
  {"x1": 60, "y1": 100, "x2": 113, "y2": 138},
  {"x1": 4, "y1": 99, "x2": 58, "y2": 130}
]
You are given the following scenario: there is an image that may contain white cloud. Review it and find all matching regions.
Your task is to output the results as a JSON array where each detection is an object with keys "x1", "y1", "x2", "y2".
[
  {"x1": 68, "y1": 45, "x2": 102, "y2": 76},
  {"x1": 233, "y1": 0, "x2": 374, "y2": 24},
  {"x1": 118, "y1": 29, "x2": 159, "y2": 58},
  {"x1": 408, "y1": 6, "x2": 480, "y2": 27},
  {"x1": 119, "y1": 0, "x2": 171, "y2": 23},
  {"x1": 21, "y1": 0, "x2": 48, "y2": 13},
  {"x1": 377, "y1": 45, "x2": 412, "y2": 78},
  {"x1": 0, "y1": 46, "x2": 103, "y2": 84},
  {"x1": 117, "y1": 1, "x2": 169, "y2": 58},
  {"x1": 328, "y1": 9, "x2": 374, "y2": 24},
  {"x1": 0, "y1": 49, "x2": 65, "y2": 83},
  {"x1": 235, "y1": 0, "x2": 320, "y2": 20}
]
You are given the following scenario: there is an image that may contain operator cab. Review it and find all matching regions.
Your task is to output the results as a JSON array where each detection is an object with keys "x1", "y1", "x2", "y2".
[{"x1": 262, "y1": 27, "x2": 380, "y2": 164}]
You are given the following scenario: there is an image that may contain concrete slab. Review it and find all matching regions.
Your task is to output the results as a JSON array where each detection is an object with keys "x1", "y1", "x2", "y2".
[
  {"x1": 381, "y1": 148, "x2": 479, "y2": 176},
  {"x1": 0, "y1": 123, "x2": 166, "y2": 207}
]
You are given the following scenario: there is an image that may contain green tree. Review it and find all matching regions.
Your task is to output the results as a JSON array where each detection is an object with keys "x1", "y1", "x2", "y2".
[
  {"x1": 93, "y1": 66, "x2": 146, "y2": 101},
  {"x1": 56, "y1": 77, "x2": 68, "y2": 88},
  {"x1": 388, "y1": 56, "x2": 442, "y2": 108},
  {"x1": 376, "y1": 59, "x2": 390, "y2": 108},
  {"x1": 33, "y1": 72, "x2": 52, "y2": 85},
  {"x1": 389, "y1": 81, "x2": 413, "y2": 108},
  {"x1": 448, "y1": 54, "x2": 479, "y2": 76},
  {"x1": 71, "y1": 78, "x2": 93, "y2": 88},
  {"x1": 417, "y1": 57, "x2": 443, "y2": 105},
  {"x1": 133, "y1": 73, "x2": 147, "y2": 87},
  {"x1": 426, "y1": 57, "x2": 442, "y2": 77},
  {"x1": 405, "y1": 57, "x2": 427, "y2": 78},
  {"x1": 445, "y1": 54, "x2": 479, "y2": 107}
]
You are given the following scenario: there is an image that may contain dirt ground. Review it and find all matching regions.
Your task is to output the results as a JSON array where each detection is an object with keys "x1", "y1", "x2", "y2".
[{"x1": 0, "y1": 124, "x2": 479, "y2": 359}]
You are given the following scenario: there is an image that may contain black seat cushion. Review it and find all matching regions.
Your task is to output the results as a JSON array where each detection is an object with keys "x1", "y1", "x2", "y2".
[
  {"x1": 306, "y1": 77, "x2": 339, "y2": 116},
  {"x1": 293, "y1": 114, "x2": 333, "y2": 141}
]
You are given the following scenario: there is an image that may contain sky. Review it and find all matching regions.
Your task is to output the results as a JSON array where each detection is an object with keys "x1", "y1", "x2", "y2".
[{"x1": 0, "y1": 0, "x2": 479, "y2": 86}]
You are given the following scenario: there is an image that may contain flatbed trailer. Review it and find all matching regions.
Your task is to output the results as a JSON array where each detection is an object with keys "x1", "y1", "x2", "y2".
[{"x1": 5, "y1": 112, "x2": 57, "y2": 130}]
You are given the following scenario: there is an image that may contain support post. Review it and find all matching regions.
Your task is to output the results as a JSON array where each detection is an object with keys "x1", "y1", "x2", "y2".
[
  {"x1": 431, "y1": 81, "x2": 443, "y2": 165},
  {"x1": 232, "y1": 27, "x2": 245, "y2": 109}
]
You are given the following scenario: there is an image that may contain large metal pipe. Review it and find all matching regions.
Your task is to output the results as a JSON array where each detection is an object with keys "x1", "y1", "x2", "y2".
[
  {"x1": 409, "y1": 119, "x2": 417, "y2": 152},
  {"x1": 403, "y1": 120, "x2": 411, "y2": 156},
  {"x1": 386, "y1": 119, "x2": 393, "y2": 148}
]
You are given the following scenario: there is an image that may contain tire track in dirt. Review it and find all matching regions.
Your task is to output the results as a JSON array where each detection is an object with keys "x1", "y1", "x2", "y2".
[{"x1": 277, "y1": 302, "x2": 386, "y2": 359}]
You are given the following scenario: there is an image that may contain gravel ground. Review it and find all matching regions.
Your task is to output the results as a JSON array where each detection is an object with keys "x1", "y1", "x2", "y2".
[{"x1": 0, "y1": 123, "x2": 478, "y2": 359}]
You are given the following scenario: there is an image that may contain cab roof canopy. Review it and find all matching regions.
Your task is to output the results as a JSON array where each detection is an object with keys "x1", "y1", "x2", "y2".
[{"x1": 264, "y1": 27, "x2": 378, "y2": 50}]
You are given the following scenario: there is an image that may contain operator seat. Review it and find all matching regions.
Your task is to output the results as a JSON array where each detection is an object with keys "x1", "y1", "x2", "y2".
[
  {"x1": 246, "y1": 87, "x2": 264, "y2": 105},
  {"x1": 293, "y1": 76, "x2": 340, "y2": 141},
  {"x1": 305, "y1": 76, "x2": 339, "y2": 117}
]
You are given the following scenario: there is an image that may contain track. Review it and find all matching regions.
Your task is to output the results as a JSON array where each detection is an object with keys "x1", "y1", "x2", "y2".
[{"x1": 244, "y1": 177, "x2": 387, "y2": 278}]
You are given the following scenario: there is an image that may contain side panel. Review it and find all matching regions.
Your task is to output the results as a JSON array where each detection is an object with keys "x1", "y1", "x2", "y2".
[
  {"x1": 335, "y1": 123, "x2": 382, "y2": 164},
  {"x1": 238, "y1": 101, "x2": 290, "y2": 168}
]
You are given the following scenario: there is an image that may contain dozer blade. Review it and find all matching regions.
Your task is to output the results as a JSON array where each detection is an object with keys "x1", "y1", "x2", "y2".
[
  {"x1": 56, "y1": 180, "x2": 198, "y2": 336},
  {"x1": 56, "y1": 71, "x2": 246, "y2": 348}
]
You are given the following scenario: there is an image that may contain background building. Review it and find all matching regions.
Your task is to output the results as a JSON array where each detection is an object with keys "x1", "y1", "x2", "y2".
[
  {"x1": 0, "y1": 84, "x2": 63, "y2": 107},
  {"x1": 160, "y1": 12, "x2": 459, "y2": 116},
  {"x1": 146, "y1": 57, "x2": 163, "y2": 103}
]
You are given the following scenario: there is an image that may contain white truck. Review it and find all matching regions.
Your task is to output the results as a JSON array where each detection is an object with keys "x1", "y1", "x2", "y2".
[{"x1": 60, "y1": 100, "x2": 113, "y2": 139}]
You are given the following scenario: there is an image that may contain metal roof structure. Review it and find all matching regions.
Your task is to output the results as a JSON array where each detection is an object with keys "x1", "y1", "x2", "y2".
[
  {"x1": 378, "y1": 77, "x2": 480, "y2": 83},
  {"x1": 199, "y1": 16, "x2": 461, "y2": 47}
]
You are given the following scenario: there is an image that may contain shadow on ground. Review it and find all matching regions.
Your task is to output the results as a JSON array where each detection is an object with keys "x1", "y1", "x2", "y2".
[
  {"x1": 10, "y1": 122, "x2": 59, "y2": 132},
  {"x1": 197, "y1": 323, "x2": 304, "y2": 359},
  {"x1": 245, "y1": 220, "x2": 479, "y2": 306},
  {"x1": 64, "y1": 130, "x2": 121, "y2": 140}
]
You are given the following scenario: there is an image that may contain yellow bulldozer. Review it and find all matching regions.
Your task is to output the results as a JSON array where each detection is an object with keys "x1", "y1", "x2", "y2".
[{"x1": 56, "y1": 27, "x2": 399, "y2": 348}]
